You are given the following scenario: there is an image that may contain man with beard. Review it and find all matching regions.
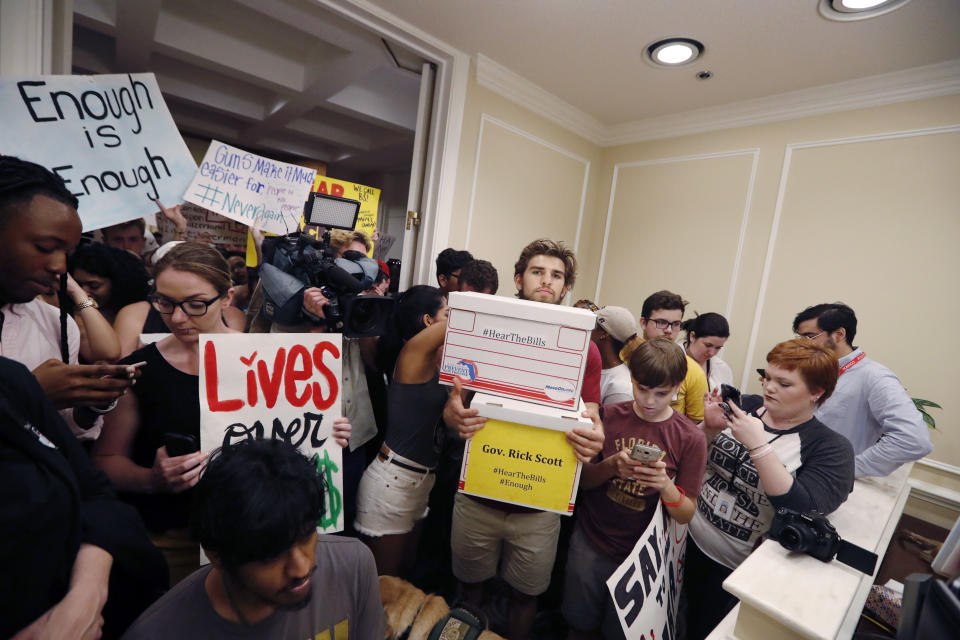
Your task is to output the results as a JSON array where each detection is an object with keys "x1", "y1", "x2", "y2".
[
  {"x1": 793, "y1": 302, "x2": 932, "y2": 477},
  {"x1": 121, "y1": 439, "x2": 384, "y2": 639},
  {"x1": 445, "y1": 238, "x2": 604, "y2": 640}
]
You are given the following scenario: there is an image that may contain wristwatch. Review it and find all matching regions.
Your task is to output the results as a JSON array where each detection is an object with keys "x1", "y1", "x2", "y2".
[{"x1": 74, "y1": 298, "x2": 99, "y2": 311}]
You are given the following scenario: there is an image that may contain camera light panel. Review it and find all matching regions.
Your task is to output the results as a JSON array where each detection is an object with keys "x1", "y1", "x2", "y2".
[{"x1": 304, "y1": 193, "x2": 360, "y2": 230}]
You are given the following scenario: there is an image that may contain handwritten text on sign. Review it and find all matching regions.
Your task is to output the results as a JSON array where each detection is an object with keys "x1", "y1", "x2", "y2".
[
  {"x1": 0, "y1": 73, "x2": 197, "y2": 230},
  {"x1": 185, "y1": 140, "x2": 317, "y2": 235},
  {"x1": 199, "y1": 334, "x2": 344, "y2": 532},
  {"x1": 606, "y1": 502, "x2": 687, "y2": 639}
]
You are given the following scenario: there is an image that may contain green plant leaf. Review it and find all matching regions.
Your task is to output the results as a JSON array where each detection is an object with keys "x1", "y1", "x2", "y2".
[
  {"x1": 913, "y1": 399, "x2": 942, "y2": 409},
  {"x1": 921, "y1": 411, "x2": 936, "y2": 429}
]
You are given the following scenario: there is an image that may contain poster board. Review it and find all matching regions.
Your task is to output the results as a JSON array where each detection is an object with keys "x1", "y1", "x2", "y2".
[
  {"x1": 458, "y1": 393, "x2": 586, "y2": 515},
  {"x1": 184, "y1": 140, "x2": 317, "y2": 236},
  {"x1": 198, "y1": 333, "x2": 344, "y2": 532},
  {"x1": 297, "y1": 175, "x2": 381, "y2": 257},
  {"x1": 155, "y1": 202, "x2": 247, "y2": 248},
  {"x1": 0, "y1": 73, "x2": 197, "y2": 230},
  {"x1": 440, "y1": 292, "x2": 596, "y2": 410},
  {"x1": 606, "y1": 502, "x2": 687, "y2": 639}
]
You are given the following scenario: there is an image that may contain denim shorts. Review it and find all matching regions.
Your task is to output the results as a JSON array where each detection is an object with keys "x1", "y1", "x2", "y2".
[{"x1": 354, "y1": 451, "x2": 435, "y2": 537}]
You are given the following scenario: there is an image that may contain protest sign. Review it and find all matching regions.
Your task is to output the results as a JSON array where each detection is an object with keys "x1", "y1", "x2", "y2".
[
  {"x1": 184, "y1": 140, "x2": 316, "y2": 236},
  {"x1": 440, "y1": 292, "x2": 596, "y2": 410},
  {"x1": 458, "y1": 393, "x2": 585, "y2": 514},
  {"x1": 0, "y1": 73, "x2": 196, "y2": 231},
  {"x1": 199, "y1": 333, "x2": 344, "y2": 532},
  {"x1": 155, "y1": 202, "x2": 247, "y2": 248},
  {"x1": 606, "y1": 502, "x2": 687, "y2": 639}
]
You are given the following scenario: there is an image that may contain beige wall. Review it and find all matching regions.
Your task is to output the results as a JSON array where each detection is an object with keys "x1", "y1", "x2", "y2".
[
  {"x1": 451, "y1": 76, "x2": 960, "y2": 470},
  {"x1": 595, "y1": 95, "x2": 960, "y2": 467},
  {"x1": 448, "y1": 70, "x2": 603, "y2": 301}
]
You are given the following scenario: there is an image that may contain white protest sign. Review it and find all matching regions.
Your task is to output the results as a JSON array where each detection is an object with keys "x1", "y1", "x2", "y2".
[
  {"x1": 606, "y1": 502, "x2": 687, "y2": 640},
  {"x1": 199, "y1": 333, "x2": 345, "y2": 533},
  {"x1": 0, "y1": 73, "x2": 196, "y2": 231},
  {"x1": 155, "y1": 202, "x2": 248, "y2": 248},
  {"x1": 184, "y1": 140, "x2": 316, "y2": 235}
]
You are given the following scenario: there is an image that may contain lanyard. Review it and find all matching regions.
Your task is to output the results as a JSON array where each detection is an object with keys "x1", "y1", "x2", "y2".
[{"x1": 838, "y1": 351, "x2": 866, "y2": 377}]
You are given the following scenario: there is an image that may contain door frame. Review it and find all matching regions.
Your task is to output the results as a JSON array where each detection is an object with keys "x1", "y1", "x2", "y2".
[{"x1": 322, "y1": 0, "x2": 469, "y2": 286}]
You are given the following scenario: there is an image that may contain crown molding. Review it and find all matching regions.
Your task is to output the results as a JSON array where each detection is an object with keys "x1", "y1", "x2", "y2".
[
  {"x1": 474, "y1": 53, "x2": 606, "y2": 144},
  {"x1": 473, "y1": 54, "x2": 960, "y2": 147},
  {"x1": 602, "y1": 59, "x2": 960, "y2": 146}
]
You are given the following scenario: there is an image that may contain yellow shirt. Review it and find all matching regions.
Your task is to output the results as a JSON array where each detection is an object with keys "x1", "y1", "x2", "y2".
[{"x1": 619, "y1": 336, "x2": 707, "y2": 422}]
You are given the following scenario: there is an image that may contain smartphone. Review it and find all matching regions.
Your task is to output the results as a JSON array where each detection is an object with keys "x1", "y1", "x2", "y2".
[
  {"x1": 719, "y1": 383, "x2": 742, "y2": 417},
  {"x1": 631, "y1": 442, "x2": 663, "y2": 464},
  {"x1": 164, "y1": 433, "x2": 199, "y2": 457}
]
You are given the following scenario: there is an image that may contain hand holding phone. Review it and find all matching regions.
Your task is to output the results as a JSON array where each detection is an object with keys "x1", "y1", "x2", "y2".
[{"x1": 719, "y1": 383, "x2": 742, "y2": 418}]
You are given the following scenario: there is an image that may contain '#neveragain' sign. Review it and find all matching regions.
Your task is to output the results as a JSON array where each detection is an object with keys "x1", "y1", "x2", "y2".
[
  {"x1": 184, "y1": 140, "x2": 317, "y2": 235},
  {"x1": 199, "y1": 334, "x2": 345, "y2": 533},
  {"x1": 0, "y1": 73, "x2": 197, "y2": 230},
  {"x1": 606, "y1": 502, "x2": 687, "y2": 639}
]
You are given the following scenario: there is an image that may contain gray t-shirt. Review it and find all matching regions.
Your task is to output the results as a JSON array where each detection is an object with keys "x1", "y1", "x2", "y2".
[{"x1": 121, "y1": 536, "x2": 384, "y2": 639}]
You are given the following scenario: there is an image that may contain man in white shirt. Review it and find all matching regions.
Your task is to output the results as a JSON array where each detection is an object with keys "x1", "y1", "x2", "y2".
[
  {"x1": 0, "y1": 156, "x2": 134, "y2": 438},
  {"x1": 793, "y1": 302, "x2": 933, "y2": 477},
  {"x1": 593, "y1": 306, "x2": 636, "y2": 405}
]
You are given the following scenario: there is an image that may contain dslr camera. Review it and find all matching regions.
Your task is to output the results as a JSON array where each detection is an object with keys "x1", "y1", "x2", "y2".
[
  {"x1": 767, "y1": 507, "x2": 878, "y2": 574},
  {"x1": 767, "y1": 507, "x2": 840, "y2": 562}
]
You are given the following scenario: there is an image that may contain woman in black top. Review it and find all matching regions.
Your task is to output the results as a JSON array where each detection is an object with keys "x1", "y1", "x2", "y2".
[
  {"x1": 355, "y1": 285, "x2": 449, "y2": 577},
  {"x1": 93, "y1": 243, "x2": 239, "y2": 585}
]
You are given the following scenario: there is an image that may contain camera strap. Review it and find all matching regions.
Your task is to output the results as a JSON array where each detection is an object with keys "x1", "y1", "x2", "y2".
[{"x1": 835, "y1": 539, "x2": 878, "y2": 575}]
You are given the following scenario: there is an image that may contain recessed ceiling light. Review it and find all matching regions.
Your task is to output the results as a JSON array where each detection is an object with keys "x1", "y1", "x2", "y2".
[
  {"x1": 819, "y1": 0, "x2": 913, "y2": 21},
  {"x1": 644, "y1": 38, "x2": 704, "y2": 68}
]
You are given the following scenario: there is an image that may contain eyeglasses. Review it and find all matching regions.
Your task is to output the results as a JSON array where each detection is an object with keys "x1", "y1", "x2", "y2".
[
  {"x1": 649, "y1": 318, "x2": 683, "y2": 331},
  {"x1": 795, "y1": 331, "x2": 825, "y2": 340},
  {"x1": 150, "y1": 293, "x2": 223, "y2": 316}
]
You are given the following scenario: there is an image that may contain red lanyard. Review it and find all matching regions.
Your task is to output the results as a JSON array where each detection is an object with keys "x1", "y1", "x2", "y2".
[{"x1": 839, "y1": 352, "x2": 866, "y2": 376}]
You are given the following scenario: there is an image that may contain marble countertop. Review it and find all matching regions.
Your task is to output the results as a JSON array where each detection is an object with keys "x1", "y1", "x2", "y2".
[{"x1": 715, "y1": 464, "x2": 912, "y2": 640}]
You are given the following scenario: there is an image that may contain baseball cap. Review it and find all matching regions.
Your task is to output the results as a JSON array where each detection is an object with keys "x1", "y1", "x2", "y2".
[{"x1": 596, "y1": 306, "x2": 638, "y2": 343}]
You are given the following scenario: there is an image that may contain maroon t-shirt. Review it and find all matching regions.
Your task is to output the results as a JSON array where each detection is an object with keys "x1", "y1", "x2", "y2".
[{"x1": 579, "y1": 401, "x2": 707, "y2": 561}]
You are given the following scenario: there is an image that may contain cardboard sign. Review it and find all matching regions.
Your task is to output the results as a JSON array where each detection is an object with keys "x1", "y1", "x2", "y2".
[
  {"x1": 0, "y1": 73, "x2": 197, "y2": 231},
  {"x1": 606, "y1": 502, "x2": 687, "y2": 639},
  {"x1": 458, "y1": 393, "x2": 586, "y2": 514},
  {"x1": 301, "y1": 175, "x2": 382, "y2": 257},
  {"x1": 440, "y1": 292, "x2": 596, "y2": 410},
  {"x1": 184, "y1": 140, "x2": 316, "y2": 235},
  {"x1": 198, "y1": 333, "x2": 344, "y2": 532},
  {"x1": 155, "y1": 202, "x2": 247, "y2": 248}
]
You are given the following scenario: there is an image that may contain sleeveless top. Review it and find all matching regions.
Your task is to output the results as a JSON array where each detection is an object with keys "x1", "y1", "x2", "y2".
[
  {"x1": 120, "y1": 342, "x2": 199, "y2": 533},
  {"x1": 383, "y1": 373, "x2": 448, "y2": 468}
]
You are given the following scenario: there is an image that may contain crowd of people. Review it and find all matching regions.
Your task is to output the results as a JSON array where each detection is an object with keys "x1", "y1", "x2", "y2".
[{"x1": 0, "y1": 154, "x2": 935, "y2": 640}]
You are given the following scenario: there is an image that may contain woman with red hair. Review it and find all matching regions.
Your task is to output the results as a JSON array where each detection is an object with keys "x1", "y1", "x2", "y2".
[{"x1": 683, "y1": 339, "x2": 855, "y2": 640}]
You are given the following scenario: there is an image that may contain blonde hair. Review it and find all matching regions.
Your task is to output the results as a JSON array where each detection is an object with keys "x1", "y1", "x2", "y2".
[{"x1": 329, "y1": 229, "x2": 371, "y2": 254}]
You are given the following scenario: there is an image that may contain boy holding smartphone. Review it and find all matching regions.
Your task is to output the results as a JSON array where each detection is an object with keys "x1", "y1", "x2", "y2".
[{"x1": 562, "y1": 338, "x2": 707, "y2": 639}]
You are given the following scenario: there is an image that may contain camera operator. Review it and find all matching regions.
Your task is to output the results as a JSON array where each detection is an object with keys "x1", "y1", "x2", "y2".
[{"x1": 683, "y1": 339, "x2": 855, "y2": 640}]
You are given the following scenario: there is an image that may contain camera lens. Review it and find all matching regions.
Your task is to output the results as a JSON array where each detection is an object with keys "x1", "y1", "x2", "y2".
[{"x1": 779, "y1": 526, "x2": 807, "y2": 552}]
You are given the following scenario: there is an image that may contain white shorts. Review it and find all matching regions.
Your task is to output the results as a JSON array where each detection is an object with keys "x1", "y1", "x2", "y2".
[{"x1": 354, "y1": 450, "x2": 436, "y2": 537}]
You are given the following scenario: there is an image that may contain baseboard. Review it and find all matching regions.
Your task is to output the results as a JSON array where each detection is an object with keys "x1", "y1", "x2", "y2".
[{"x1": 906, "y1": 459, "x2": 960, "y2": 530}]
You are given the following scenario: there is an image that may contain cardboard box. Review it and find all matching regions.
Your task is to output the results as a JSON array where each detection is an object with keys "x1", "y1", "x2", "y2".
[
  {"x1": 440, "y1": 291, "x2": 596, "y2": 410},
  {"x1": 459, "y1": 393, "x2": 590, "y2": 514}
]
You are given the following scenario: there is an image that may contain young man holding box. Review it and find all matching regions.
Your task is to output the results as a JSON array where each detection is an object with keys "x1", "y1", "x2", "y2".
[
  {"x1": 564, "y1": 338, "x2": 707, "y2": 639},
  {"x1": 445, "y1": 238, "x2": 604, "y2": 640}
]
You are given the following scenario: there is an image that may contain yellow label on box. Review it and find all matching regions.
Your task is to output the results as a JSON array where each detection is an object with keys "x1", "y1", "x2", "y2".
[{"x1": 459, "y1": 418, "x2": 582, "y2": 515}]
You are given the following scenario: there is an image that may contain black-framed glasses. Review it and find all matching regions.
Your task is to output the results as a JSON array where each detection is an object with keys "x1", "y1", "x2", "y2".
[
  {"x1": 650, "y1": 318, "x2": 683, "y2": 331},
  {"x1": 795, "y1": 331, "x2": 825, "y2": 340},
  {"x1": 149, "y1": 293, "x2": 223, "y2": 316}
]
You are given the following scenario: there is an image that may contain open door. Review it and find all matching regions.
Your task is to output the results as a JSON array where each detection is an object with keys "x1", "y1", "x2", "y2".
[{"x1": 398, "y1": 62, "x2": 435, "y2": 291}]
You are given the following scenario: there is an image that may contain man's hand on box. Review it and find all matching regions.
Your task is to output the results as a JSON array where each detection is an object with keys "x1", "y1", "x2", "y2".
[
  {"x1": 566, "y1": 403, "x2": 604, "y2": 463},
  {"x1": 444, "y1": 377, "x2": 486, "y2": 439}
]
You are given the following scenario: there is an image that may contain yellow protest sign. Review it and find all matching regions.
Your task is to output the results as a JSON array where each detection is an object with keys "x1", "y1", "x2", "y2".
[{"x1": 459, "y1": 418, "x2": 582, "y2": 515}]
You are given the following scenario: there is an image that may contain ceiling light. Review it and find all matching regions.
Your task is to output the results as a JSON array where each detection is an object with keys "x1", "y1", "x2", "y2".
[
  {"x1": 819, "y1": 0, "x2": 913, "y2": 21},
  {"x1": 644, "y1": 38, "x2": 704, "y2": 68}
]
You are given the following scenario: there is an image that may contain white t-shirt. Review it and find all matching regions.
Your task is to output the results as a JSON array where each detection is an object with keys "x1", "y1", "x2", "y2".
[{"x1": 600, "y1": 363, "x2": 633, "y2": 406}]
